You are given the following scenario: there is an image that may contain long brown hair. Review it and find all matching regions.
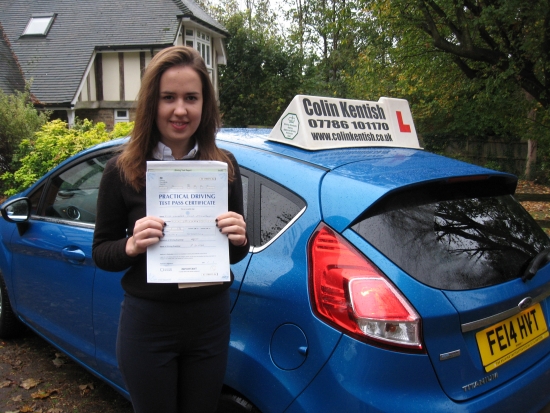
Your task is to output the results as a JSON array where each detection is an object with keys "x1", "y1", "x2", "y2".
[{"x1": 117, "y1": 46, "x2": 233, "y2": 191}]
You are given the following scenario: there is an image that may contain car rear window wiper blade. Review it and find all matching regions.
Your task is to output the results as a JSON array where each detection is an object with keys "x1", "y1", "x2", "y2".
[{"x1": 522, "y1": 247, "x2": 550, "y2": 282}]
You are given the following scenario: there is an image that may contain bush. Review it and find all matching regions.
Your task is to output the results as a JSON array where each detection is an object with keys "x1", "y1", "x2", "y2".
[
  {"x1": 0, "y1": 86, "x2": 49, "y2": 180},
  {"x1": 1, "y1": 119, "x2": 133, "y2": 196}
]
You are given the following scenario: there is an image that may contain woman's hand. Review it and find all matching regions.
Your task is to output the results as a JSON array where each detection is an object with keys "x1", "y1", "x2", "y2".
[
  {"x1": 126, "y1": 216, "x2": 165, "y2": 257},
  {"x1": 216, "y1": 212, "x2": 247, "y2": 247}
]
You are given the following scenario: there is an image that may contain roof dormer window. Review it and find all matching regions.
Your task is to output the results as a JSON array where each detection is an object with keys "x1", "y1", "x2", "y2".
[{"x1": 23, "y1": 14, "x2": 55, "y2": 36}]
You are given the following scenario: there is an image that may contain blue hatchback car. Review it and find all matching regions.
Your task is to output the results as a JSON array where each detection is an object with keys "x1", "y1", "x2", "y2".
[{"x1": 1, "y1": 95, "x2": 550, "y2": 412}]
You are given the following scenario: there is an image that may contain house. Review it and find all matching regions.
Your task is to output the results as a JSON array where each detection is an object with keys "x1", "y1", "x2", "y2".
[{"x1": 0, "y1": 0, "x2": 229, "y2": 129}]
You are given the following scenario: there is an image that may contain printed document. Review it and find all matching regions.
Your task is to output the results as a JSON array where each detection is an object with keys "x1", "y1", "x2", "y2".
[{"x1": 146, "y1": 161, "x2": 229, "y2": 286}]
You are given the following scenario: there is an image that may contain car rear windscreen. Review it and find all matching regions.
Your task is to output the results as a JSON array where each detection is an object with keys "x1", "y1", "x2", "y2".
[{"x1": 353, "y1": 188, "x2": 550, "y2": 290}]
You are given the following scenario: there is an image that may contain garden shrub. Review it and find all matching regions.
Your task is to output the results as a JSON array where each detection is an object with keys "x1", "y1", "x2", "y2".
[
  {"x1": 0, "y1": 86, "x2": 49, "y2": 178},
  {"x1": 1, "y1": 119, "x2": 133, "y2": 196}
]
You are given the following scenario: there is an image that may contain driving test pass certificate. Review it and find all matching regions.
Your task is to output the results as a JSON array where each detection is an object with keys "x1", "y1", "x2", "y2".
[{"x1": 145, "y1": 161, "x2": 229, "y2": 285}]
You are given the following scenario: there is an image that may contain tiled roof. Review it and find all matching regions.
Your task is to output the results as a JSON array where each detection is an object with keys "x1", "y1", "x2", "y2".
[
  {"x1": 0, "y1": 23, "x2": 25, "y2": 95},
  {"x1": 0, "y1": 0, "x2": 227, "y2": 106},
  {"x1": 173, "y1": 0, "x2": 227, "y2": 33}
]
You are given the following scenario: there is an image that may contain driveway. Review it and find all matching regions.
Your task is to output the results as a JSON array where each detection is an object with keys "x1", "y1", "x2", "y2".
[{"x1": 0, "y1": 329, "x2": 132, "y2": 412}]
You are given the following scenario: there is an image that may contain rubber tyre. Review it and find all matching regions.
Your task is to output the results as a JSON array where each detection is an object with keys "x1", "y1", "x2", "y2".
[
  {"x1": 217, "y1": 391, "x2": 261, "y2": 413},
  {"x1": 0, "y1": 273, "x2": 24, "y2": 338}
]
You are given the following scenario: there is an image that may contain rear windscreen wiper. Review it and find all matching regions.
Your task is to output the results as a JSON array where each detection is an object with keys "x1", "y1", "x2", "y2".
[{"x1": 522, "y1": 247, "x2": 550, "y2": 282}]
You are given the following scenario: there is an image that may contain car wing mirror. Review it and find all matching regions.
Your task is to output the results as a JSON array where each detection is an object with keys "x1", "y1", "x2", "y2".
[
  {"x1": 1, "y1": 198, "x2": 31, "y2": 235},
  {"x1": 1, "y1": 198, "x2": 31, "y2": 223}
]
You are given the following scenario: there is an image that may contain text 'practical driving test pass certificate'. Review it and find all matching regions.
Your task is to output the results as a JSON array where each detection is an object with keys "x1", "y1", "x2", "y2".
[{"x1": 146, "y1": 161, "x2": 229, "y2": 286}]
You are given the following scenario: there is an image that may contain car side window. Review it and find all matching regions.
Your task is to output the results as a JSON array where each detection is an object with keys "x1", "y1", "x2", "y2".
[
  {"x1": 260, "y1": 184, "x2": 302, "y2": 245},
  {"x1": 240, "y1": 167, "x2": 305, "y2": 247},
  {"x1": 242, "y1": 171, "x2": 304, "y2": 248},
  {"x1": 42, "y1": 153, "x2": 114, "y2": 224}
]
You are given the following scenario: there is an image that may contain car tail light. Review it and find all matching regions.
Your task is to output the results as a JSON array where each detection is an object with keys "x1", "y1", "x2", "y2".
[{"x1": 309, "y1": 224, "x2": 423, "y2": 351}]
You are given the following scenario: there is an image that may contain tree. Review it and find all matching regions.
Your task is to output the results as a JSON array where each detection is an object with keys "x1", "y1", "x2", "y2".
[
  {"x1": 370, "y1": 0, "x2": 550, "y2": 178},
  {"x1": 198, "y1": 0, "x2": 304, "y2": 126},
  {"x1": 403, "y1": 0, "x2": 550, "y2": 110},
  {"x1": 217, "y1": 11, "x2": 304, "y2": 126},
  {"x1": 0, "y1": 85, "x2": 49, "y2": 181},
  {"x1": 339, "y1": 0, "x2": 549, "y2": 177},
  {"x1": 284, "y1": 0, "x2": 367, "y2": 96}
]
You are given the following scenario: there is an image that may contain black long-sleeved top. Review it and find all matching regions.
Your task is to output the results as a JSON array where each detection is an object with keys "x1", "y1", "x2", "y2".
[{"x1": 92, "y1": 151, "x2": 249, "y2": 302}]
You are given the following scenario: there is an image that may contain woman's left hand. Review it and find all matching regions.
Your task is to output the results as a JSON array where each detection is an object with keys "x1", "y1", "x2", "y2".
[{"x1": 216, "y1": 212, "x2": 247, "y2": 247}]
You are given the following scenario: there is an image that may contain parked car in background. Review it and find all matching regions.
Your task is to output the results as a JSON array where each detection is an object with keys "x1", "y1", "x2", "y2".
[{"x1": 1, "y1": 96, "x2": 550, "y2": 412}]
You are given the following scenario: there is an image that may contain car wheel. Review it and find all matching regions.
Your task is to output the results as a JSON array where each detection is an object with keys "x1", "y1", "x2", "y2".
[
  {"x1": 0, "y1": 273, "x2": 23, "y2": 338},
  {"x1": 217, "y1": 391, "x2": 261, "y2": 413}
]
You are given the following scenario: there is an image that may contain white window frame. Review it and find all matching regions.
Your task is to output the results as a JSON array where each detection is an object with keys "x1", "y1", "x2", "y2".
[
  {"x1": 23, "y1": 14, "x2": 55, "y2": 36},
  {"x1": 114, "y1": 109, "x2": 129, "y2": 124},
  {"x1": 184, "y1": 28, "x2": 212, "y2": 70}
]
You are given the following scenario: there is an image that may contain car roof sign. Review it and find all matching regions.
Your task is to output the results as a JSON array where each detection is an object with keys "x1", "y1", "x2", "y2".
[{"x1": 268, "y1": 95, "x2": 421, "y2": 150}]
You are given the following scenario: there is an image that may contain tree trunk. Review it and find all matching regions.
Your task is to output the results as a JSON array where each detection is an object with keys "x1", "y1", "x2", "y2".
[
  {"x1": 524, "y1": 91, "x2": 537, "y2": 180},
  {"x1": 525, "y1": 139, "x2": 537, "y2": 181}
]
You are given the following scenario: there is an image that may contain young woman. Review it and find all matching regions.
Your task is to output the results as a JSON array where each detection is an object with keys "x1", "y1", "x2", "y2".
[{"x1": 92, "y1": 46, "x2": 249, "y2": 413}]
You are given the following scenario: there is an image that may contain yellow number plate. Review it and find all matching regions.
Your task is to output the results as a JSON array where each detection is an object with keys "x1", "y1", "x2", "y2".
[{"x1": 476, "y1": 303, "x2": 549, "y2": 372}]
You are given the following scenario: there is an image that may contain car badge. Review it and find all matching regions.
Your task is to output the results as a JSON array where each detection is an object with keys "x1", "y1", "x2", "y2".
[
  {"x1": 462, "y1": 372, "x2": 499, "y2": 392},
  {"x1": 439, "y1": 349, "x2": 461, "y2": 361},
  {"x1": 518, "y1": 297, "x2": 533, "y2": 311}
]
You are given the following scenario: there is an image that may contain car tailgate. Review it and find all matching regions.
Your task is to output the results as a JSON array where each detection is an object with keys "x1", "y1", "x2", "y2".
[{"x1": 436, "y1": 271, "x2": 550, "y2": 400}]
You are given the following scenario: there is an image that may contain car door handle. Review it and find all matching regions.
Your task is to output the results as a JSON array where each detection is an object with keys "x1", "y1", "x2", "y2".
[{"x1": 62, "y1": 247, "x2": 86, "y2": 263}]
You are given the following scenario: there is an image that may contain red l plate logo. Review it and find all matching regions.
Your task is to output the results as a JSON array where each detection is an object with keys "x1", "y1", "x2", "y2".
[{"x1": 396, "y1": 111, "x2": 411, "y2": 133}]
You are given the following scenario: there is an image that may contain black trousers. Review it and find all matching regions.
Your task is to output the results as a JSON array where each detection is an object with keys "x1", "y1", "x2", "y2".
[{"x1": 117, "y1": 290, "x2": 231, "y2": 413}]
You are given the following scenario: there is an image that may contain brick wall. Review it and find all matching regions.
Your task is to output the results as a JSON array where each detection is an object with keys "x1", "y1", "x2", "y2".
[{"x1": 49, "y1": 108, "x2": 136, "y2": 131}]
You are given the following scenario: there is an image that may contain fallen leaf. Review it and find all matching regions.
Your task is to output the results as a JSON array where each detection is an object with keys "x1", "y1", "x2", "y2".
[
  {"x1": 517, "y1": 180, "x2": 550, "y2": 194},
  {"x1": 12, "y1": 394, "x2": 22, "y2": 402},
  {"x1": 0, "y1": 379, "x2": 13, "y2": 388},
  {"x1": 79, "y1": 382, "x2": 94, "y2": 395},
  {"x1": 52, "y1": 353, "x2": 67, "y2": 366},
  {"x1": 32, "y1": 389, "x2": 58, "y2": 399},
  {"x1": 19, "y1": 405, "x2": 35, "y2": 412},
  {"x1": 79, "y1": 383, "x2": 94, "y2": 391},
  {"x1": 20, "y1": 378, "x2": 41, "y2": 389},
  {"x1": 46, "y1": 409, "x2": 63, "y2": 413}
]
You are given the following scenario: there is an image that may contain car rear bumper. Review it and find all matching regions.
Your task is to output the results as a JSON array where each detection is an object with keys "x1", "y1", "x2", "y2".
[{"x1": 285, "y1": 335, "x2": 550, "y2": 413}]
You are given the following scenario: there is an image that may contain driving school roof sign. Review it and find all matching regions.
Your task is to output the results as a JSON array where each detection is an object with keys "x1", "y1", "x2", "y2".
[{"x1": 268, "y1": 95, "x2": 420, "y2": 150}]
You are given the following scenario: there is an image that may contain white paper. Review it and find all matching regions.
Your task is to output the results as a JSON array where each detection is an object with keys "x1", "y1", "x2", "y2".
[{"x1": 145, "y1": 161, "x2": 230, "y2": 285}]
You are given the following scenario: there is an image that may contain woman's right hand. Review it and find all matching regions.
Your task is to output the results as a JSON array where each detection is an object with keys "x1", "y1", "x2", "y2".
[{"x1": 126, "y1": 216, "x2": 165, "y2": 257}]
